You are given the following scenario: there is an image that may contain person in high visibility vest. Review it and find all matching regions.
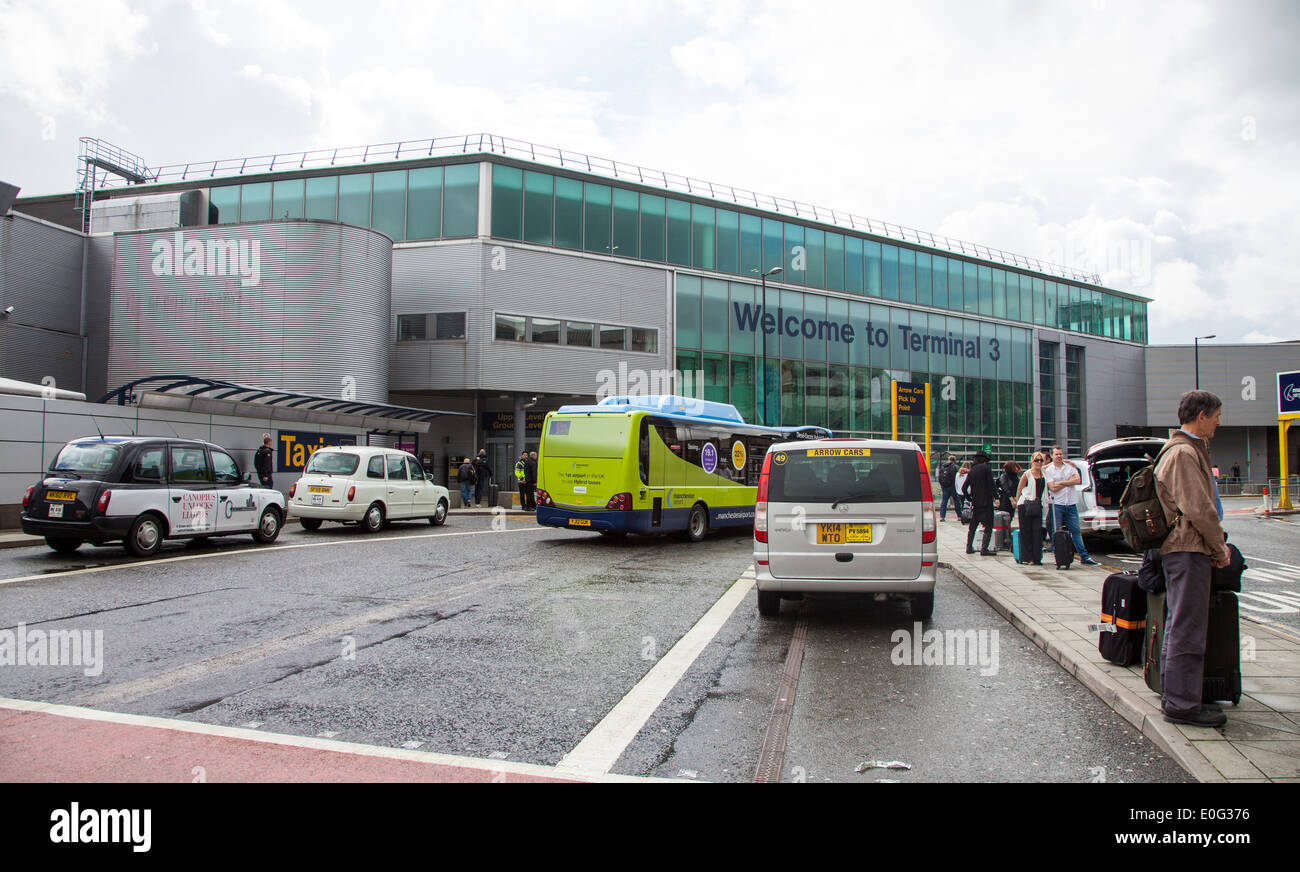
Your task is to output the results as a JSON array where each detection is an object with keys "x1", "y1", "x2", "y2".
[{"x1": 515, "y1": 450, "x2": 530, "y2": 510}]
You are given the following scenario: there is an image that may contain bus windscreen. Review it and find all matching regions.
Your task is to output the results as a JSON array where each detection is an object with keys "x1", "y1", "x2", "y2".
[{"x1": 544, "y1": 416, "x2": 630, "y2": 458}]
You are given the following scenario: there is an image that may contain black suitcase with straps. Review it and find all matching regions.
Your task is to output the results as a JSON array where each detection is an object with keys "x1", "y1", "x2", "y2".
[{"x1": 1098, "y1": 571, "x2": 1147, "y2": 666}]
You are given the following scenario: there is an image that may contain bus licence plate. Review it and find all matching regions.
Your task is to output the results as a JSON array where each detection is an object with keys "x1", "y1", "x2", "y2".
[
  {"x1": 46, "y1": 491, "x2": 77, "y2": 501},
  {"x1": 568, "y1": 519, "x2": 591, "y2": 527},
  {"x1": 817, "y1": 523, "x2": 872, "y2": 544}
]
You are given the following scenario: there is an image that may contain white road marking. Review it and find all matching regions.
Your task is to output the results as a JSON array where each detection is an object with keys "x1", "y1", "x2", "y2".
[
  {"x1": 0, "y1": 696, "x2": 672, "y2": 782},
  {"x1": 0, "y1": 525, "x2": 552, "y2": 588},
  {"x1": 317, "y1": 731, "x2": 338, "y2": 738},
  {"x1": 1243, "y1": 555, "x2": 1300, "y2": 572},
  {"x1": 555, "y1": 571, "x2": 755, "y2": 777},
  {"x1": 400, "y1": 740, "x2": 425, "y2": 750}
]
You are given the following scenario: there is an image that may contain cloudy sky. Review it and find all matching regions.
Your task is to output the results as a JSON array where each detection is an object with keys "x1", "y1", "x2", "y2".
[{"x1": 1, "y1": 0, "x2": 1296, "y2": 346}]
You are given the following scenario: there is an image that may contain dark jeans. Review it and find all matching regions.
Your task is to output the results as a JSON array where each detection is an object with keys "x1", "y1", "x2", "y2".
[
  {"x1": 939, "y1": 485, "x2": 962, "y2": 520},
  {"x1": 520, "y1": 484, "x2": 535, "y2": 510},
  {"x1": 258, "y1": 474, "x2": 273, "y2": 489},
  {"x1": 966, "y1": 504, "x2": 994, "y2": 551},
  {"x1": 475, "y1": 479, "x2": 488, "y2": 506},
  {"x1": 1161, "y1": 551, "x2": 1213, "y2": 716}
]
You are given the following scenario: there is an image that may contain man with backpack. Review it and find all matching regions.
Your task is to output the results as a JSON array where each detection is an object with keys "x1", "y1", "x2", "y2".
[
  {"x1": 457, "y1": 456, "x2": 475, "y2": 508},
  {"x1": 937, "y1": 454, "x2": 961, "y2": 521},
  {"x1": 1155, "y1": 390, "x2": 1231, "y2": 728},
  {"x1": 472, "y1": 449, "x2": 492, "y2": 507}
]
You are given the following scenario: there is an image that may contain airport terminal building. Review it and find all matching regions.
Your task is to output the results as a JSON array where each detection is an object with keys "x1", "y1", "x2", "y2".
[{"x1": 2, "y1": 133, "x2": 1294, "y2": 490}]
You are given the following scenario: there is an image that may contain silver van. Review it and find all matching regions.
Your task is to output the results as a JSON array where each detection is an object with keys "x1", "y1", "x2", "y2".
[{"x1": 753, "y1": 438, "x2": 938, "y2": 620}]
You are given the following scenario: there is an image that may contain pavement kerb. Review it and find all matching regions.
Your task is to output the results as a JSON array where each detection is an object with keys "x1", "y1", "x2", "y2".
[{"x1": 938, "y1": 555, "x2": 1228, "y2": 783}]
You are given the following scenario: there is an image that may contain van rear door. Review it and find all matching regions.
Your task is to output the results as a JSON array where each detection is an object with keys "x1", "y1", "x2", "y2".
[{"x1": 766, "y1": 446, "x2": 922, "y2": 580}]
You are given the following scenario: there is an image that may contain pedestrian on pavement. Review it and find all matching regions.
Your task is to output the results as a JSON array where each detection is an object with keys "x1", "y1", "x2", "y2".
[
  {"x1": 524, "y1": 451, "x2": 539, "y2": 511},
  {"x1": 937, "y1": 454, "x2": 961, "y2": 521},
  {"x1": 1013, "y1": 452, "x2": 1051, "y2": 565},
  {"x1": 997, "y1": 461, "x2": 1021, "y2": 516},
  {"x1": 1043, "y1": 445, "x2": 1099, "y2": 565},
  {"x1": 472, "y1": 449, "x2": 492, "y2": 507},
  {"x1": 1156, "y1": 390, "x2": 1231, "y2": 728},
  {"x1": 458, "y1": 456, "x2": 475, "y2": 508},
  {"x1": 961, "y1": 452, "x2": 997, "y2": 555},
  {"x1": 955, "y1": 461, "x2": 970, "y2": 518},
  {"x1": 254, "y1": 434, "x2": 274, "y2": 489},
  {"x1": 515, "y1": 451, "x2": 529, "y2": 509},
  {"x1": 1231, "y1": 461, "x2": 1241, "y2": 483}
]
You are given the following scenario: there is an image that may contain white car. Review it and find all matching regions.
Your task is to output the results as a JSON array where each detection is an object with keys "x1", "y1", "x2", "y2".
[
  {"x1": 289, "y1": 446, "x2": 450, "y2": 532},
  {"x1": 1075, "y1": 436, "x2": 1168, "y2": 542},
  {"x1": 20, "y1": 436, "x2": 286, "y2": 558}
]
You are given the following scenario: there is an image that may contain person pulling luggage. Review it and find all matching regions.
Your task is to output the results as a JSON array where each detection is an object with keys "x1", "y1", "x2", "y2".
[
  {"x1": 1043, "y1": 445, "x2": 1099, "y2": 566},
  {"x1": 1013, "y1": 452, "x2": 1050, "y2": 565},
  {"x1": 960, "y1": 451, "x2": 997, "y2": 556}
]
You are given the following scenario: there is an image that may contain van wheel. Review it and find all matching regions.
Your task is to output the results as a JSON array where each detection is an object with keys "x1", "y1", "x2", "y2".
[
  {"x1": 758, "y1": 590, "x2": 781, "y2": 616},
  {"x1": 253, "y1": 507, "x2": 282, "y2": 543},
  {"x1": 684, "y1": 504, "x2": 708, "y2": 542},
  {"x1": 299, "y1": 518, "x2": 323, "y2": 531},
  {"x1": 431, "y1": 499, "x2": 448, "y2": 526},
  {"x1": 126, "y1": 513, "x2": 164, "y2": 558},
  {"x1": 362, "y1": 502, "x2": 385, "y2": 534},
  {"x1": 45, "y1": 537, "x2": 82, "y2": 555},
  {"x1": 910, "y1": 593, "x2": 934, "y2": 621}
]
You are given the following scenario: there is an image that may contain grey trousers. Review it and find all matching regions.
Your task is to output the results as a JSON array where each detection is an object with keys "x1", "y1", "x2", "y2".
[{"x1": 1161, "y1": 551, "x2": 1212, "y2": 716}]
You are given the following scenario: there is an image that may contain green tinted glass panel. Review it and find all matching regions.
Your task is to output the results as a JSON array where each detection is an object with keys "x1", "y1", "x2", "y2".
[
  {"x1": 930, "y1": 256, "x2": 947, "y2": 308},
  {"x1": 865, "y1": 242, "x2": 882, "y2": 297},
  {"x1": 1005, "y1": 272, "x2": 1020, "y2": 321},
  {"x1": 827, "y1": 297, "x2": 849, "y2": 365},
  {"x1": 640, "y1": 194, "x2": 665, "y2": 261},
  {"x1": 406, "y1": 168, "x2": 440, "y2": 239},
  {"x1": 554, "y1": 177, "x2": 582, "y2": 249},
  {"x1": 703, "y1": 353, "x2": 728, "y2": 403},
  {"x1": 1032, "y1": 278, "x2": 1046, "y2": 326},
  {"x1": 730, "y1": 356, "x2": 755, "y2": 423},
  {"x1": 915, "y1": 252, "x2": 932, "y2": 307},
  {"x1": 523, "y1": 171, "x2": 552, "y2": 245},
  {"x1": 210, "y1": 186, "x2": 239, "y2": 225},
  {"x1": 612, "y1": 188, "x2": 638, "y2": 258},
  {"x1": 1044, "y1": 281, "x2": 1058, "y2": 328},
  {"x1": 442, "y1": 164, "x2": 479, "y2": 237},
  {"x1": 844, "y1": 236, "x2": 863, "y2": 293},
  {"x1": 762, "y1": 219, "x2": 783, "y2": 274},
  {"x1": 729, "y1": 282, "x2": 755, "y2": 355},
  {"x1": 701, "y1": 278, "x2": 728, "y2": 352},
  {"x1": 584, "y1": 183, "x2": 612, "y2": 254},
  {"x1": 780, "y1": 289, "x2": 803, "y2": 360},
  {"x1": 805, "y1": 228, "x2": 825, "y2": 289},
  {"x1": 882, "y1": 245, "x2": 899, "y2": 300},
  {"x1": 992, "y1": 270, "x2": 1007, "y2": 319},
  {"x1": 784, "y1": 224, "x2": 804, "y2": 286},
  {"x1": 827, "y1": 365, "x2": 849, "y2": 432},
  {"x1": 802, "y1": 294, "x2": 826, "y2": 363},
  {"x1": 676, "y1": 275, "x2": 701, "y2": 350},
  {"x1": 825, "y1": 233, "x2": 844, "y2": 292},
  {"x1": 676, "y1": 349, "x2": 701, "y2": 378},
  {"x1": 666, "y1": 199, "x2": 691, "y2": 266},
  {"x1": 740, "y1": 214, "x2": 762, "y2": 275},
  {"x1": 716, "y1": 209, "x2": 739, "y2": 274},
  {"x1": 977, "y1": 266, "x2": 993, "y2": 316},
  {"x1": 898, "y1": 248, "x2": 916, "y2": 303},
  {"x1": 372, "y1": 170, "x2": 406, "y2": 240},
  {"x1": 272, "y1": 178, "x2": 304, "y2": 220},
  {"x1": 338, "y1": 174, "x2": 370, "y2": 227},
  {"x1": 306, "y1": 176, "x2": 339, "y2": 222},
  {"x1": 780, "y1": 360, "x2": 804, "y2": 426},
  {"x1": 804, "y1": 363, "x2": 827, "y2": 428},
  {"x1": 852, "y1": 367, "x2": 870, "y2": 432},
  {"x1": 490, "y1": 165, "x2": 523, "y2": 240},
  {"x1": 240, "y1": 182, "x2": 271, "y2": 222},
  {"x1": 1019, "y1": 273, "x2": 1033, "y2": 325},
  {"x1": 948, "y1": 259, "x2": 964, "y2": 314},
  {"x1": 691, "y1": 204, "x2": 715, "y2": 270},
  {"x1": 963, "y1": 262, "x2": 979, "y2": 314}
]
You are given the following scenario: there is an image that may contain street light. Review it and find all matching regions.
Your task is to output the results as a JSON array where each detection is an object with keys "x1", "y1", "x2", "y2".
[
  {"x1": 752, "y1": 266, "x2": 783, "y2": 424},
  {"x1": 1194, "y1": 334, "x2": 1216, "y2": 390}
]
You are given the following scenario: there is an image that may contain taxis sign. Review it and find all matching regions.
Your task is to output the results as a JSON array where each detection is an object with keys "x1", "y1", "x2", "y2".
[{"x1": 277, "y1": 430, "x2": 358, "y2": 472}]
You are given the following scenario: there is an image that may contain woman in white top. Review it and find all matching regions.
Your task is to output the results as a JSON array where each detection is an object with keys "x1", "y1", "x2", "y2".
[{"x1": 1013, "y1": 452, "x2": 1052, "y2": 564}]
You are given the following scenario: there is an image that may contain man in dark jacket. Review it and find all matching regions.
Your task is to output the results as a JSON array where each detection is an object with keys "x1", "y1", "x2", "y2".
[
  {"x1": 472, "y1": 449, "x2": 492, "y2": 507},
  {"x1": 254, "y1": 434, "x2": 274, "y2": 488},
  {"x1": 523, "y1": 451, "x2": 538, "y2": 511},
  {"x1": 937, "y1": 455, "x2": 961, "y2": 521},
  {"x1": 961, "y1": 451, "x2": 997, "y2": 555},
  {"x1": 457, "y1": 456, "x2": 475, "y2": 508}
]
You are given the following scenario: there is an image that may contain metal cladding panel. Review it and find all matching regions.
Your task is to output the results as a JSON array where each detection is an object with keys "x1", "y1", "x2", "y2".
[
  {"x1": 1145, "y1": 343, "x2": 1300, "y2": 427},
  {"x1": 391, "y1": 242, "x2": 483, "y2": 391},
  {"x1": 84, "y1": 235, "x2": 115, "y2": 400},
  {"x1": 1066, "y1": 334, "x2": 1146, "y2": 447},
  {"x1": 1, "y1": 213, "x2": 85, "y2": 334},
  {"x1": 0, "y1": 324, "x2": 83, "y2": 390},
  {"x1": 107, "y1": 222, "x2": 391, "y2": 402}
]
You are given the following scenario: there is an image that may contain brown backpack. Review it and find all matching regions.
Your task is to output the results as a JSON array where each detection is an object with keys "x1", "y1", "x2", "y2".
[{"x1": 1117, "y1": 444, "x2": 1178, "y2": 552}]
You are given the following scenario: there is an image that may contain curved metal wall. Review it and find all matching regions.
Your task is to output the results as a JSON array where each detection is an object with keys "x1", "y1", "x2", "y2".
[{"x1": 107, "y1": 221, "x2": 391, "y2": 402}]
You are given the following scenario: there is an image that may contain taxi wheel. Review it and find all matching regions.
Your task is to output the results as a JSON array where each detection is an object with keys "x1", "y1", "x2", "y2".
[
  {"x1": 430, "y1": 499, "x2": 448, "y2": 526},
  {"x1": 253, "y1": 507, "x2": 282, "y2": 543},
  {"x1": 299, "y1": 518, "x2": 323, "y2": 531},
  {"x1": 362, "y1": 502, "x2": 385, "y2": 534},
  {"x1": 910, "y1": 593, "x2": 934, "y2": 621},
  {"x1": 757, "y1": 590, "x2": 781, "y2": 617},
  {"x1": 126, "y1": 513, "x2": 164, "y2": 558},
  {"x1": 45, "y1": 537, "x2": 83, "y2": 555},
  {"x1": 684, "y1": 504, "x2": 708, "y2": 543}
]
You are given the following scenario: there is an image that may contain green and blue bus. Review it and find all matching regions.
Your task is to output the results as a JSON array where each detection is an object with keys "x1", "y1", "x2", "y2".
[{"x1": 535, "y1": 395, "x2": 830, "y2": 540}]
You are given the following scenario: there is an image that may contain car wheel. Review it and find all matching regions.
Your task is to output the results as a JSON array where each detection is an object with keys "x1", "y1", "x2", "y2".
[
  {"x1": 757, "y1": 590, "x2": 781, "y2": 617},
  {"x1": 253, "y1": 507, "x2": 282, "y2": 543},
  {"x1": 125, "y1": 513, "x2": 164, "y2": 558},
  {"x1": 910, "y1": 592, "x2": 935, "y2": 621},
  {"x1": 430, "y1": 499, "x2": 448, "y2": 526},
  {"x1": 299, "y1": 517, "x2": 323, "y2": 531},
  {"x1": 684, "y1": 504, "x2": 708, "y2": 542},
  {"x1": 362, "y1": 502, "x2": 385, "y2": 534},
  {"x1": 45, "y1": 537, "x2": 82, "y2": 555}
]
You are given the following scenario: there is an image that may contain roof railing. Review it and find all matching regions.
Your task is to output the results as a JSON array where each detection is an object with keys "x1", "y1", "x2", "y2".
[{"x1": 76, "y1": 132, "x2": 1103, "y2": 285}]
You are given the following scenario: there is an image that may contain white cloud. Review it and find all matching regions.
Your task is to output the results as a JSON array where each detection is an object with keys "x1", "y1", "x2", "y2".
[
  {"x1": 670, "y1": 37, "x2": 750, "y2": 91},
  {"x1": 1242, "y1": 330, "x2": 1294, "y2": 344}
]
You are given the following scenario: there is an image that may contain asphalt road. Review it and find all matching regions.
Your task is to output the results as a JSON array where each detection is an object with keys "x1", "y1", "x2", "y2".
[{"x1": 0, "y1": 513, "x2": 1191, "y2": 782}]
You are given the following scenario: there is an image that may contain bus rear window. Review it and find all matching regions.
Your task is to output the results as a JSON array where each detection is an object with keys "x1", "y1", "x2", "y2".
[
  {"x1": 767, "y1": 448, "x2": 919, "y2": 503},
  {"x1": 543, "y1": 416, "x2": 629, "y2": 458}
]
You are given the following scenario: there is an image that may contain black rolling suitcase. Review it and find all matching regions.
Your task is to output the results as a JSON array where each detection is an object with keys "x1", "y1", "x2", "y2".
[
  {"x1": 1052, "y1": 525, "x2": 1074, "y2": 570},
  {"x1": 1099, "y1": 571, "x2": 1146, "y2": 665},
  {"x1": 1143, "y1": 588, "x2": 1242, "y2": 705},
  {"x1": 1143, "y1": 591, "x2": 1166, "y2": 695}
]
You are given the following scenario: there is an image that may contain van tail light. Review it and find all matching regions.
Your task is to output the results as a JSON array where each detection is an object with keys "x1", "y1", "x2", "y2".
[
  {"x1": 917, "y1": 451, "x2": 936, "y2": 544},
  {"x1": 289, "y1": 482, "x2": 296, "y2": 498},
  {"x1": 605, "y1": 492, "x2": 631, "y2": 510},
  {"x1": 96, "y1": 489, "x2": 112, "y2": 514},
  {"x1": 347, "y1": 485, "x2": 356, "y2": 502},
  {"x1": 754, "y1": 452, "x2": 772, "y2": 544},
  {"x1": 23, "y1": 486, "x2": 34, "y2": 509},
  {"x1": 536, "y1": 489, "x2": 553, "y2": 507}
]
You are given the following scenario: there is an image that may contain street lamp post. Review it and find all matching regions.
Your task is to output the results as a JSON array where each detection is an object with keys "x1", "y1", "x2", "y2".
[
  {"x1": 753, "y1": 266, "x2": 783, "y2": 425},
  {"x1": 1194, "y1": 334, "x2": 1216, "y2": 390}
]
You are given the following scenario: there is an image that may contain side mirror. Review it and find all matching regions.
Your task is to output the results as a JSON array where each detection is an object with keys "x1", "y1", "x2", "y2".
[
  {"x1": 426, "y1": 473, "x2": 436, "y2": 482},
  {"x1": 243, "y1": 471, "x2": 255, "y2": 484}
]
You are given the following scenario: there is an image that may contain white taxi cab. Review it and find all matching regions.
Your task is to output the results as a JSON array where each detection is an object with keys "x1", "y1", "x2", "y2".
[{"x1": 289, "y1": 446, "x2": 449, "y2": 532}]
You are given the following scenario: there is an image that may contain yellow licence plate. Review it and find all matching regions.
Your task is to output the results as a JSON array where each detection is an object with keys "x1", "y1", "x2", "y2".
[
  {"x1": 46, "y1": 491, "x2": 77, "y2": 501},
  {"x1": 568, "y1": 518, "x2": 592, "y2": 527},
  {"x1": 817, "y1": 523, "x2": 873, "y2": 545},
  {"x1": 308, "y1": 485, "x2": 332, "y2": 494}
]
